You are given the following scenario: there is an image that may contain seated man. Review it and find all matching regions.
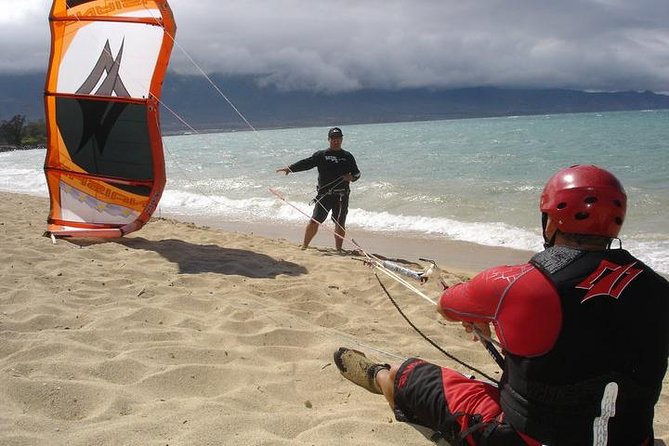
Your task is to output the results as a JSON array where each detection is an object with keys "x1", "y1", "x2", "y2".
[{"x1": 335, "y1": 165, "x2": 669, "y2": 446}]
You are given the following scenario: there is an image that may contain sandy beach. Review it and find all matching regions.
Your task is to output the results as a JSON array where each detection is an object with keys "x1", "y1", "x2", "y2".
[{"x1": 1, "y1": 191, "x2": 667, "y2": 445}]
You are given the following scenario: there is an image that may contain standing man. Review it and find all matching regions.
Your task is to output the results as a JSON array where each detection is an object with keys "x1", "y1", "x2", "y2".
[
  {"x1": 334, "y1": 165, "x2": 669, "y2": 445},
  {"x1": 277, "y1": 127, "x2": 361, "y2": 251}
]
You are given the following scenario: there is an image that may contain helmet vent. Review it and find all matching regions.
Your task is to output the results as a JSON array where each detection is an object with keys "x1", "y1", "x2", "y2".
[
  {"x1": 574, "y1": 212, "x2": 589, "y2": 220},
  {"x1": 615, "y1": 217, "x2": 623, "y2": 225},
  {"x1": 557, "y1": 202, "x2": 567, "y2": 210},
  {"x1": 613, "y1": 199, "x2": 623, "y2": 208},
  {"x1": 584, "y1": 196, "x2": 598, "y2": 204}
]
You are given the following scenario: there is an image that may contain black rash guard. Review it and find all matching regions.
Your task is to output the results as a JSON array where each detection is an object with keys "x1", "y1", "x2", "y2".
[{"x1": 289, "y1": 149, "x2": 360, "y2": 194}]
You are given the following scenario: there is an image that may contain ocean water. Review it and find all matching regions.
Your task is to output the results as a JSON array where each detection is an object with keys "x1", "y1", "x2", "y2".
[{"x1": 1, "y1": 110, "x2": 667, "y2": 275}]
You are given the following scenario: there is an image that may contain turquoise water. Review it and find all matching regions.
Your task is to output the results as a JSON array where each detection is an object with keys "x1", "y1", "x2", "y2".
[{"x1": 1, "y1": 110, "x2": 667, "y2": 274}]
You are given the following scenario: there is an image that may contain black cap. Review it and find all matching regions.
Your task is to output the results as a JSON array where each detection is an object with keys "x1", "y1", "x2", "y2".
[{"x1": 328, "y1": 127, "x2": 343, "y2": 138}]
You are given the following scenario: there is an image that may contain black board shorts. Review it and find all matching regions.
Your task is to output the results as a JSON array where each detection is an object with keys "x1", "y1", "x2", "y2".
[{"x1": 311, "y1": 192, "x2": 349, "y2": 226}]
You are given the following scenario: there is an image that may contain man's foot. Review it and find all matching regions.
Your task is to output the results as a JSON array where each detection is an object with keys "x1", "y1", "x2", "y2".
[
  {"x1": 333, "y1": 347, "x2": 390, "y2": 394},
  {"x1": 300, "y1": 244, "x2": 308, "y2": 250}
]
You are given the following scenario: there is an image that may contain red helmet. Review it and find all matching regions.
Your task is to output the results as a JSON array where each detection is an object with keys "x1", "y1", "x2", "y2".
[{"x1": 540, "y1": 165, "x2": 626, "y2": 240}]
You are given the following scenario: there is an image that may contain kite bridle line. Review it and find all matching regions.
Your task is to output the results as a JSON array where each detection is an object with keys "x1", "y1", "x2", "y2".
[
  {"x1": 137, "y1": 2, "x2": 259, "y2": 134},
  {"x1": 270, "y1": 187, "x2": 505, "y2": 378}
]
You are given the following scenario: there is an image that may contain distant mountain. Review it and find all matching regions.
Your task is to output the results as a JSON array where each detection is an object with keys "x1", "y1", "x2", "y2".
[
  {"x1": 0, "y1": 73, "x2": 46, "y2": 123},
  {"x1": 3, "y1": 72, "x2": 669, "y2": 132}
]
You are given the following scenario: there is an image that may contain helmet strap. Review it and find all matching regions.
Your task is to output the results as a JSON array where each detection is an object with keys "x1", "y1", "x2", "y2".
[
  {"x1": 543, "y1": 234, "x2": 557, "y2": 249},
  {"x1": 541, "y1": 213, "x2": 556, "y2": 248}
]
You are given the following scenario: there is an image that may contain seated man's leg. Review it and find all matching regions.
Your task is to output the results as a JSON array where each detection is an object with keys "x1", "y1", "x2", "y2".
[
  {"x1": 335, "y1": 349, "x2": 527, "y2": 445},
  {"x1": 386, "y1": 359, "x2": 521, "y2": 445}
]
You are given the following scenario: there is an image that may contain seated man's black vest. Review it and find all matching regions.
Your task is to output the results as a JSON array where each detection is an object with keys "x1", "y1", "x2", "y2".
[{"x1": 500, "y1": 246, "x2": 669, "y2": 446}]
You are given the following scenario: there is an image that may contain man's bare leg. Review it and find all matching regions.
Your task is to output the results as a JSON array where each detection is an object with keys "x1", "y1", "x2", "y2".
[
  {"x1": 376, "y1": 366, "x2": 399, "y2": 409},
  {"x1": 302, "y1": 221, "x2": 319, "y2": 249},
  {"x1": 335, "y1": 225, "x2": 345, "y2": 251}
]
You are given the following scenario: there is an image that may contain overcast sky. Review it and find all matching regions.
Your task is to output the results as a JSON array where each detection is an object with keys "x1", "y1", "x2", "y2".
[{"x1": 1, "y1": 0, "x2": 668, "y2": 93}]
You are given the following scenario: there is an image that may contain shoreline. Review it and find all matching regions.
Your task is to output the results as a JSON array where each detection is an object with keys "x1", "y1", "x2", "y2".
[
  {"x1": 5, "y1": 190, "x2": 664, "y2": 278},
  {"x1": 158, "y1": 211, "x2": 537, "y2": 276},
  {"x1": 5, "y1": 189, "x2": 536, "y2": 275},
  {"x1": 0, "y1": 144, "x2": 45, "y2": 153}
]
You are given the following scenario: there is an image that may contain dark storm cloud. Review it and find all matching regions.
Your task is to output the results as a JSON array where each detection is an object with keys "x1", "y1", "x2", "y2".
[{"x1": 3, "y1": 0, "x2": 668, "y2": 93}]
